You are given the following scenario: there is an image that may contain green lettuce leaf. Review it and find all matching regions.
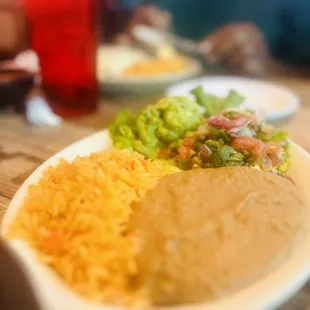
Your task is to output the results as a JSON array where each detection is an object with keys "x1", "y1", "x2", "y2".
[
  {"x1": 190, "y1": 85, "x2": 218, "y2": 116},
  {"x1": 191, "y1": 85, "x2": 245, "y2": 117}
]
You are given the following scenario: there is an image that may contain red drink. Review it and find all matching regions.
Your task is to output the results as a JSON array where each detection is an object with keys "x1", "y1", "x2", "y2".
[{"x1": 25, "y1": 0, "x2": 99, "y2": 117}]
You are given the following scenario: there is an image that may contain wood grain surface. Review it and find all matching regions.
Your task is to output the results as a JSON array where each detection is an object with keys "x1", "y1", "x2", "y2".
[{"x1": 1, "y1": 78, "x2": 310, "y2": 309}]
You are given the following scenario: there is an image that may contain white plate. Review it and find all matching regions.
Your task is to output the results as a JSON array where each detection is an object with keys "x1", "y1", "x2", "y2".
[
  {"x1": 97, "y1": 45, "x2": 203, "y2": 94},
  {"x1": 165, "y1": 76, "x2": 300, "y2": 121},
  {"x1": 2, "y1": 130, "x2": 310, "y2": 310}
]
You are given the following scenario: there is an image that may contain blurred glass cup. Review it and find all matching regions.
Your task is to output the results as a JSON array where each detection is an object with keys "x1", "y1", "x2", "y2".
[{"x1": 25, "y1": 0, "x2": 99, "y2": 117}]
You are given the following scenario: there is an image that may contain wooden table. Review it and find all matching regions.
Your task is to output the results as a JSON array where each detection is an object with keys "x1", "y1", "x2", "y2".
[{"x1": 1, "y1": 77, "x2": 310, "y2": 310}]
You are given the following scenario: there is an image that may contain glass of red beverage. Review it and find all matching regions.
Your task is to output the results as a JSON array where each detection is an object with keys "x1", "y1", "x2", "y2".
[{"x1": 25, "y1": 0, "x2": 99, "y2": 117}]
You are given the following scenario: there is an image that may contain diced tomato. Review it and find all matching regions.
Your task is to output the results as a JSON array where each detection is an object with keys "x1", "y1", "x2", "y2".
[
  {"x1": 232, "y1": 136, "x2": 266, "y2": 156},
  {"x1": 183, "y1": 136, "x2": 196, "y2": 147},
  {"x1": 232, "y1": 137, "x2": 285, "y2": 168},
  {"x1": 177, "y1": 146, "x2": 191, "y2": 159}
]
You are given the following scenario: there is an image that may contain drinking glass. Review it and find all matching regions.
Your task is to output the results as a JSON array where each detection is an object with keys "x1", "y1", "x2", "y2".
[{"x1": 25, "y1": 0, "x2": 99, "y2": 117}]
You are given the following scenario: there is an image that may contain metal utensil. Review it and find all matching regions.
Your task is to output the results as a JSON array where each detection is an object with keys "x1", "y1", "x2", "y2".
[{"x1": 132, "y1": 24, "x2": 212, "y2": 57}]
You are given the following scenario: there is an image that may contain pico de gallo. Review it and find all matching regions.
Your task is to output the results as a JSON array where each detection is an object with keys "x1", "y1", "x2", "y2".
[{"x1": 109, "y1": 85, "x2": 290, "y2": 175}]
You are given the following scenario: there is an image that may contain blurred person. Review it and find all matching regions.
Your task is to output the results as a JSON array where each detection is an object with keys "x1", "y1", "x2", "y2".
[
  {"x1": 0, "y1": 0, "x2": 28, "y2": 60},
  {"x1": 114, "y1": 0, "x2": 310, "y2": 77},
  {"x1": 1, "y1": 0, "x2": 309, "y2": 78}
]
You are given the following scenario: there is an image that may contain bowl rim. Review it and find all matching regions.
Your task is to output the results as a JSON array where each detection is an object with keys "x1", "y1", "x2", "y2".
[
  {"x1": 165, "y1": 76, "x2": 300, "y2": 121},
  {"x1": 96, "y1": 44, "x2": 203, "y2": 85}
]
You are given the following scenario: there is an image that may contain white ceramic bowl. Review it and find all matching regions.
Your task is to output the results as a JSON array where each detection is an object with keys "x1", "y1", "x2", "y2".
[
  {"x1": 97, "y1": 45, "x2": 203, "y2": 94},
  {"x1": 2, "y1": 130, "x2": 310, "y2": 310},
  {"x1": 165, "y1": 76, "x2": 300, "y2": 121}
]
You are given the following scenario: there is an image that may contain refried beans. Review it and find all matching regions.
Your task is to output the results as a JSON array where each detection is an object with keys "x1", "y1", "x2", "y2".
[{"x1": 131, "y1": 167, "x2": 309, "y2": 306}]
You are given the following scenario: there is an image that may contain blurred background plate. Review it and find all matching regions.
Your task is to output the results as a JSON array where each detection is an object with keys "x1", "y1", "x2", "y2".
[
  {"x1": 165, "y1": 76, "x2": 300, "y2": 121},
  {"x1": 97, "y1": 45, "x2": 203, "y2": 94}
]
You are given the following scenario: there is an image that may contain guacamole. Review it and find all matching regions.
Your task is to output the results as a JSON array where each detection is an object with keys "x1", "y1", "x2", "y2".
[{"x1": 109, "y1": 96, "x2": 204, "y2": 159}]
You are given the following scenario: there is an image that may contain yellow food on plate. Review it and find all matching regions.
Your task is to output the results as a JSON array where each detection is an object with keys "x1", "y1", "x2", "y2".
[
  {"x1": 7, "y1": 149, "x2": 179, "y2": 306},
  {"x1": 131, "y1": 167, "x2": 308, "y2": 305},
  {"x1": 122, "y1": 56, "x2": 190, "y2": 77}
]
